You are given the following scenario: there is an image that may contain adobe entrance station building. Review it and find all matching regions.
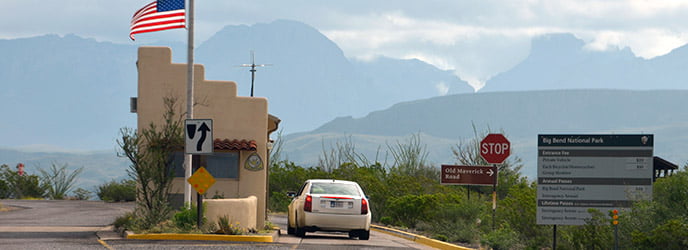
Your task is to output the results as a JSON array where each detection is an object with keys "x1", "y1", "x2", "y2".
[{"x1": 133, "y1": 47, "x2": 280, "y2": 230}]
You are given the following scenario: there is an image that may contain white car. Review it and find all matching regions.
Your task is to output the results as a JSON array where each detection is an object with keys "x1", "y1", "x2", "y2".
[{"x1": 286, "y1": 179, "x2": 372, "y2": 240}]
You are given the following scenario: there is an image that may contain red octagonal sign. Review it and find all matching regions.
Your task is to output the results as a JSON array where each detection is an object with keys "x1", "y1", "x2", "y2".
[{"x1": 480, "y1": 133, "x2": 511, "y2": 164}]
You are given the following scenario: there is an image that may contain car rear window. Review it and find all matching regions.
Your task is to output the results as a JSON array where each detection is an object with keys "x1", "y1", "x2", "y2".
[{"x1": 310, "y1": 183, "x2": 360, "y2": 196}]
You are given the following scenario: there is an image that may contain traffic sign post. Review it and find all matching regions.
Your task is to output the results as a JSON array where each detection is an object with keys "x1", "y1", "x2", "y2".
[
  {"x1": 185, "y1": 119, "x2": 213, "y2": 154},
  {"x1": 479, "y1": 133, "x2": 510, "y2": 230},
  {"x1": 441, "y1": 165, "x2": 497, "y2": 186},
  {"x1": 187, "y1": 158, "x2": 217, "y2": 228},
  {"x1": 480, "y1": 133, "x2": 511, "y2": 164},
  {"x1": 184, "y1": 119, "x2": 213, "y2": 227}
]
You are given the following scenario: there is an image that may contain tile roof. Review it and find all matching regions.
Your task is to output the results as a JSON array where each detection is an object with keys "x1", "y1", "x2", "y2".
[{"x1": 213, "y1": 139, "x2": 257, "y2": 151}]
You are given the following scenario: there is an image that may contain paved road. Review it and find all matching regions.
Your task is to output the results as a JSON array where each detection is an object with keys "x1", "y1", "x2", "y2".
[
  {"x1": 0, "y1": 200, "x2": 134, "y2": 250},
  {"x1": 0, "y1": 200, "x2": 434, "y2": 249},
  {"x1": 269, "y1": 214, "x2": 434, "y2": 249}
]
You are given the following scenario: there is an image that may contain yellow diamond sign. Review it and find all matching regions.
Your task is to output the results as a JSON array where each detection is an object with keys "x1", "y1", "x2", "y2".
[{"x1": 187, "y1": 167, "x2": 216, "y2": 195}]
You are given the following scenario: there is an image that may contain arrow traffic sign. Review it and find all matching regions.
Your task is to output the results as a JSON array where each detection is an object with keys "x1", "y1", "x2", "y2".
[
  {"x1": 185, "y1": 119, "x2": 213, "y2": 154},
  {"x1": 441, "y1": 165, "x2": 498, "y2": 186}
]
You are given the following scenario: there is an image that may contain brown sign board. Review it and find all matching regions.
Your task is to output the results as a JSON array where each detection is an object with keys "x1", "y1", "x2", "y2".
[{"x1": 441, "y1": 165, "x2": 497, "y2": 186}]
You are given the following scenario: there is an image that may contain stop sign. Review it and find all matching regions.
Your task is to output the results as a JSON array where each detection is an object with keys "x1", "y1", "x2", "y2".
[{"x1": 480, "y1": 133, "x2": 511, "y2": 164}]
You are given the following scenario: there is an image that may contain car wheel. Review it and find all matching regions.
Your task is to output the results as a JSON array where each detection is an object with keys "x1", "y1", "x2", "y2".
[
  {"x1": 294, "y1": 215, "x2": 306, "y2": 237},
  {"x1": 348, "y1": 231, "x2": 357, "y2": 239},
  {"x1": 287, "y1": 224, "x2": 295, "y2": 235},
  {"x1": 295, "y1": 227, "x2": 306, "y2": 237},
  {"x1": 359, "y1": 230, "x2": 370, "y2": 240},
  {"x1": 287, "y1": 214, "x2": 295, "y2": 235}
]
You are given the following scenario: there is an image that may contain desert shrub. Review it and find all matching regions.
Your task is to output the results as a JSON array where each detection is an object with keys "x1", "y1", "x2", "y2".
[
  {"x1": 0, "y1": 178, "x2": 9, "y2": 199},
  {"x1": 559, "y1": 209, "x2": 613, "y2": 250},
  {"x1": 386, "y1": 194, "x2": 437, "y2": 228},
  {"x1": 72, "y1": 188, "x2": 92, "y2": 200},
  {"x1": 379, "y1": 216, "x2": 393, "y2": 226},
  {"x1": 427, "y1": 201, "x2": 484, "y2": 243},
  {"x1": 481, "y1": 224, "x2": 524, "y2": 250},
  {"x1": 0, "y1": 164, "x2": 47, "y2": 199},
  {"x1": 434, "y1": 234, "x2": 448, "y2": 242},
  {"x1": 172, "y1": 203, "x2": 206, "y2": 231},
  {"x1": 38, "y1": 163, "x2": 83, "y2": 200},
  {"x1": 97, "y1": 179, "x2": 136, "y2": 202},
  {"x1": 631, "y1": 218, "x2": 688, "y2": 249},
  {"x1": 216, "y1": 215, "x2": 245, "y2": 235},
  {"x1": 114, "y1": 211, "x2": 135, "y2": 230}
]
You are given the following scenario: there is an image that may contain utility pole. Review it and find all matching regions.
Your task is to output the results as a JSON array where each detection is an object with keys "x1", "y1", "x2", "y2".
[{"x1": 238, "y1": 51, "x2": 271, "y2": 97}]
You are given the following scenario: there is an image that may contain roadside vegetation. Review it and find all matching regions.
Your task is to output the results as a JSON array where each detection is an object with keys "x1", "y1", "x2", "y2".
[
  {"x1": 268, "y1": 129, "x2": 688, "y2": 249},
  {"x1": 0, "y1": 162, "x2": 85, "y2": 200}
]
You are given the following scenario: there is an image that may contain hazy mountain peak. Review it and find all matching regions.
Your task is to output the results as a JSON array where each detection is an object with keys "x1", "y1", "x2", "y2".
[
  {"x1": 481, "y1": 32, "x2": 687, "y2": 92},
  {"x1": 530, "y1": 33, "x2": 585, "y2": 55}
]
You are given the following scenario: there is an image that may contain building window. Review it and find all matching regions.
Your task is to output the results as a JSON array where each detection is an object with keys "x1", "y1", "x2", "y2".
[
  {"x1": 168, "y1": 151, "x2": 240, "y2": 179},
  {"x1": 170, "y1": 152, "x2": 185, "y2": 178},
  {"x1": 206, "y1": 152, "x2": 239, "y2": 179}
]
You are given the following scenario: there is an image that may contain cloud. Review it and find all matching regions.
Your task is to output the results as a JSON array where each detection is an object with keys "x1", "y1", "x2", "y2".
[
  {"x1": 3, "y1": 0, "x2": 688, "y2": 83},
  {"x1": 435, "y1": 81, "x2": 450, "y2": 96}
]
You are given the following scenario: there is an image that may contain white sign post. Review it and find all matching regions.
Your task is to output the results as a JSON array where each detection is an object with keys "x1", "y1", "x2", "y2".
[{"x1": 185, "y1": 119, "x2": 213, "y2": 154}]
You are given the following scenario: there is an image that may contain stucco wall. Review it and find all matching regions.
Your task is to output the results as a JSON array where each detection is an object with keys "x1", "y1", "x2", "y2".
[
  {"x1": 205, "y1": 196, "x2": 258, "y2": 231},
  {"x1": 136, "y1": 46, "x2": 269, "y2": 229}
]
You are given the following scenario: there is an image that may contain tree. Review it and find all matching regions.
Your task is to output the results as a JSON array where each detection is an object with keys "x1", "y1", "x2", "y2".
[
  {"x1": 318, "y1": 136, "x2": 377, "y2": 172},
  {"x1": 451, "y1": 125, "x2": 525, "y2": 198},
  {"x1": 387, "y1": 133, "x2": 436, "y2": 180},
  {"x1": 118, "y1": 96, "x2": 184, "y2": 229},
  {"x1": 38, "y1": 162, "x2": 83, "y2": 200}
]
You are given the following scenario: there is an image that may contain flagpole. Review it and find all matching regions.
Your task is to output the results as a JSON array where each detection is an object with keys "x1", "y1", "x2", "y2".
[{"x1": 184, "y1": 0, "x2": 195, "y2": 208}]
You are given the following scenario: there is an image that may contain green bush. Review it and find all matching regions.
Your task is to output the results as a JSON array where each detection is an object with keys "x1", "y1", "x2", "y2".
[
  {"x1": 632, "y1": 218, "x2": 688, "y2": 248},
  {"x1": 425, "y1": 201, "x2": 483, "y2": 243},
  {"x1": 172, "y1": 203, "x2": 206, "y2": 231},
  {"x1": 386, "y1": 194, "x2": 439, "y2": 228},
  {"x1": 38, "y1": 163, "x2": 83, "y2": 200},
  {"x1": 114, "y1": 211, "x2": 135, "y2": 230},
  {"x1": 379, "y1": 216, "x2": 393, "y2": 226},
  {"x1": 72, "y1": 188, "x2": 92, "y2": 200},
  {"x1": 0, "y1": 178, "x2": 10, "y2": 199},
  {"x1": 560, "y1": 209, "x2": 613, "y2": 250},
  {"x1": 0, "y1": 164, "x2": 47, "y2": 199},
  {"x1": 433, "y1": 234, "x2": 448, "y2": 242},
  {"x1": 216, "y1": 215, "x2": 245, "y2": 235},
  {"x1": 481, "y1": 224, "x2": 523, "y2": 250},
  {"x1": 97, "y1": 179, "x2": 136, "y2": 202}
]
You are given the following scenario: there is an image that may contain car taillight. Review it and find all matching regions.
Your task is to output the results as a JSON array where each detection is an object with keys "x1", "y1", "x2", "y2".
[
  {"x1": 304, "y1": 195, "x2": 312, "y2": 212},
  {"x1": 361, "y1": 199, "x2": 368, "y2": 215}
]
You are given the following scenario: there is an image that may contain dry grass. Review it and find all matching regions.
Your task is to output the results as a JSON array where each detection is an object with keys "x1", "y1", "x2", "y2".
[{"x1": 0, "y1": 202, "x2": 17, "y2": 212}]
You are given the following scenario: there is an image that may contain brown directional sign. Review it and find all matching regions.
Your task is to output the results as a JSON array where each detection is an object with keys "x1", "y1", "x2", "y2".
[{"x1": 441, "y1": 165, "x2": 497, "y2": 186}]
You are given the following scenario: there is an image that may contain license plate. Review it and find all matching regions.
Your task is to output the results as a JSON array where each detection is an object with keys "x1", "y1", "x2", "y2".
[{"x1": 330, "y1": 201, "x2": 343, "y2": 208}]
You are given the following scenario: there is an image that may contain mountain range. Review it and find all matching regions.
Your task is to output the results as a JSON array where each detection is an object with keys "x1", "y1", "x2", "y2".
[
  {"x1": 282, "y1": 89, "x2": 688, "y2": 178},
  {"x1": 1, "y1": 20, "x2": 687, "y2": 188},
  {"x1": 482, "y1": 33, "x2": 688, "y2": 92}
]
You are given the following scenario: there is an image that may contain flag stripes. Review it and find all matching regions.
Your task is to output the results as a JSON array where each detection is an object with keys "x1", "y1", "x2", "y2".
[{"x1": 130, "y1": 0, "x2": 186, "y2": 40}]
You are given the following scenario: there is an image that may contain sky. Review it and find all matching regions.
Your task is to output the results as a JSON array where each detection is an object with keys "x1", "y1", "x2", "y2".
[{"x1": 3, "y1": 0, "x2": 688, "y2": 90}]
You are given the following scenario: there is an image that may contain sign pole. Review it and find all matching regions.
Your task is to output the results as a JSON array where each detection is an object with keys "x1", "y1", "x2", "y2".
[
  {"x1": 192, "y1": 155, "x2": 202, "y2": 227},
  {"x1": 492, "y1": 164, "x2": 497, "y2": 231},
  {"x1": 553, "y1": 225, "x2": 557, "y2": 250},
  {"x1": 184, "y1": 0, "x2": 196, "y2": 208}
]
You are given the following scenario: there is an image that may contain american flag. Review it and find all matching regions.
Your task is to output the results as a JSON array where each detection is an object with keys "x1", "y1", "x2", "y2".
[{"x1": 130, "y1": 0, "x2": 186, "y2": 40}]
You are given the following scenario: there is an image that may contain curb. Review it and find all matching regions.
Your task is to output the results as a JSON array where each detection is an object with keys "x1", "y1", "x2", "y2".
[
  {"x1": 371, "y1": 225, "x2": 475, "y2": 250},
  {"x1": 126, "y1": 233, "x2": 274, "y2": 242},
  {"x1": 122, "y1": 227, "x2": 279, "y2": 243}
]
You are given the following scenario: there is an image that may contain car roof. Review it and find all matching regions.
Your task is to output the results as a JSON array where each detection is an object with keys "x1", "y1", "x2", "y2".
[{"x1": 306, "y1": 179, "x2": 358, "y2": 185}]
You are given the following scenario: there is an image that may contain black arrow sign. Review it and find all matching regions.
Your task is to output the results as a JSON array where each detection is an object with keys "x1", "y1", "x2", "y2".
[{"x1": 196, "y1": 122, "x2": 211, "y2": 151}]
